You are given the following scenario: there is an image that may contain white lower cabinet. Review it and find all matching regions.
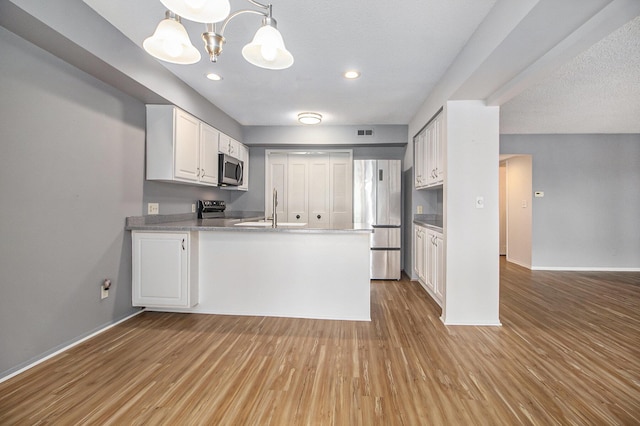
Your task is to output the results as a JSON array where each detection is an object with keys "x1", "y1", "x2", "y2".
[
  {"x1": 413, "y1": 224, "x2": 444, "y2": 306},
  {"x1": 132, "y1": 231, "x2": 198, "y2": 308},
  {"x1": 414, "y1": 225, "x2": 426, "y2": 283}
]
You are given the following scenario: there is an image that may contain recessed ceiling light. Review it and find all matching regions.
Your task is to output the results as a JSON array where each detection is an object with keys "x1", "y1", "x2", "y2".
[
  {"x1": 206, "y1": 72, "x2": 222, "y2": 81},
  {"x1": 298, "y1": 112, "x2": 322, "y2": 125},
  {"x1": 344, "y1": 70, "x2": 360, "y2": 79}
]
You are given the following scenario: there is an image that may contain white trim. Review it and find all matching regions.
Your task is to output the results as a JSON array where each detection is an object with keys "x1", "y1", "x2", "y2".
[
  {"x1": 441, "y1": 318, "x2": 502, "y2": 326},
  {"x1": 531, "y1": 266, "x2": 640, "y2": 272},
  {"x1": 0, "y1": 310, "x2": 144, "y2": 384}
]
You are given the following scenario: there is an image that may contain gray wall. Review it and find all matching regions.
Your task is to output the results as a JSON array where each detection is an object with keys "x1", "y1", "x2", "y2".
[
  {"x1": 501, "y1": 134, "x2": 640, "y2": 269},
  {"x1": 0, "y1": 27, "x2": 145, "y2": 377},
  {"x1": 243, "y1": 125, "x2": 408, "y2": 145}
]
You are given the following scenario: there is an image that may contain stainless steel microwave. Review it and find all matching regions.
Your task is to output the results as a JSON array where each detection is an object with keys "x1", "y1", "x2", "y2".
[{"x1": 218, "y1": 154, "x2": 243, "y2": 186}]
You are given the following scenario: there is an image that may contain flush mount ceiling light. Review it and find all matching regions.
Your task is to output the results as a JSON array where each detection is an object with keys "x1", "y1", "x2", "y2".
[
  {"x1": 144, "y1": 0, "x2": 293, "y2": 70},
  {"x1": 206, "y1": 72, "x2": 222, "y2": 80},
  {"x1": 298, "y1": 112, "x2": 322, "y2": 125},
  {"x1": 344, "y1": 70, "x2": 360, "y2": 79}
]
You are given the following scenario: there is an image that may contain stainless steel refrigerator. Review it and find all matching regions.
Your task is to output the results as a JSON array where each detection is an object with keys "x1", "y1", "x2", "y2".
[{"x1": 353, "y1": 160, "x2": 402, "y2": 280}]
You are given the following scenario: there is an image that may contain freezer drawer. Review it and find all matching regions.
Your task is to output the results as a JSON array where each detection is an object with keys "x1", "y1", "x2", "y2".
[
  {"x1": 371, "y1": 227, "x2": 401, "y2": 248},
  {"x1": 371, "y1": 249, "x2": 401, "y2": 280}
]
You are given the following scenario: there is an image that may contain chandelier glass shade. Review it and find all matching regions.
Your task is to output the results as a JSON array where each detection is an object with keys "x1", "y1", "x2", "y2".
[
  {"x1": 143, "y1": 12, "x2": 201, "y2": 64},
  {"x1": 144, "y1": 0, "x2": 293, "y2": 70},
  {"x1": 242, "y1": 18, "x2": 294, "y2": 70}
]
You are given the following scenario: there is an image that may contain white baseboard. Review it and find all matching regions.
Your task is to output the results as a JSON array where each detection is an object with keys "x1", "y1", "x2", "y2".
[
  {"x1": 440, "y1": 317, "x2": 502, "y2": 327},
  {"x1": 0, "y1": 310, "x2": 144, "y2": 384},
  {"x1": 531, "y1": 266, "x2": 640, "y2": 272}
]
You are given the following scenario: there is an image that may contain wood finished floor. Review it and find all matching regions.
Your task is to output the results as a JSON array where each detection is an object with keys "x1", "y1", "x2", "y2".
[{"x1": 1, "y1": 258, "x2": 640, "y2": 425}]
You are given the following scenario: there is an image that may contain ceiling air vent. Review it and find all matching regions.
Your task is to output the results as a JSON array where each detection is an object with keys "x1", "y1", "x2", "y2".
[{"x1": 357, "y1": 129, "x2": 373, "y2": 136}]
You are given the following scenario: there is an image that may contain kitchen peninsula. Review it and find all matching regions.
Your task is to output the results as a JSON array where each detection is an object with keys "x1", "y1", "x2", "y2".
[{"x1": 126, "y1": 215, "x2": 372, "y2": 321}]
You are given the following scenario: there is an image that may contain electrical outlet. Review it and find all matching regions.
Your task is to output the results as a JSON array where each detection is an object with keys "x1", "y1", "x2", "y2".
[
  {"x1": 192, "y1": 204, "x2": 196, "y2": 213},
  {"x1": 101, "y1": 279, "x2": 111, "y2": 300},
  {"x1": 148, "y1": 203, "x2": 159, "y2": 215},
  {"x1": 417, "y1": 205, "x2": 423, "y2": 214}
]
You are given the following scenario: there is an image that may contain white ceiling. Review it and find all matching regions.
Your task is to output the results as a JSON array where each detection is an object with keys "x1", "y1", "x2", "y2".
[
  {"x1": 501, "y1": 15, "x2": 640, "y2": 134},
  {"x1": 84, "y1": 0, "x2": 497, "y2": 126},
  {"x1": 82, "y1": 0, "x2": 639, "y2": 134}
]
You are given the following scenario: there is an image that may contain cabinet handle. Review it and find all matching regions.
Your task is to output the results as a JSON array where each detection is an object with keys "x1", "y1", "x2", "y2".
[
  {"x1": 296, "y1": 214, "x2": 300, "y2": 219},
  {"x1": 182, "y1": 238, "x2": 185, "y2": 250},
  {"x1": 201, "y1": 168, "x2": 205, "y2": 177},
  {"x1": 317, "y1": 214, "x2": 321, "y2": 220}
]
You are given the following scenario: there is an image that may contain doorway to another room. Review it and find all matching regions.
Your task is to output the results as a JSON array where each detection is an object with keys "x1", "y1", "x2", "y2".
[{"x1": 499, "y1": 155, "x2": 533, "y2": 269}]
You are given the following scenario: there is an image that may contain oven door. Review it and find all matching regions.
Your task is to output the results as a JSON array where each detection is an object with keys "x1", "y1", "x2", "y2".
[{"x1": 219, "y1": 154, "x2": 243, "y2": 186}]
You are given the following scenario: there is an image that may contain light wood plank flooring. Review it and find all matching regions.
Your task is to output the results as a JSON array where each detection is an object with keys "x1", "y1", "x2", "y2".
[{"x1": 1, "y1": 258, "x2": 639, "y2": 425}]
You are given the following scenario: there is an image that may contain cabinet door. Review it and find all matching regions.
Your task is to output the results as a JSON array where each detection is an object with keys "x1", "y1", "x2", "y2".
[
  {"x1": 433, "y1": 113, "x2": 444, "y2": 184},
  {"x1": 287, "y1": 155, "x2": 309, "y2": 223},
  {"x1": 330, "y1": 152, "x2": 353, "y2": 226},
  {"x1": 434, "y1": 232, "x2": 445, "y2": 302},
  {"x1": 199, "y1": 123, "x2": 219, "y2": 185},
  {"x1": 308, "y1": 155, "x2": 330, "y2": 226},
  {"x1": 426, "y1": 232, "x2": 437, "y2": 293},
  {"x1": 414, "y1": 132, "x2": 424, "y2": 188},
  {"x1": 173, "y1": 109, "x2": 200, "y2": 182},
  {"x1": 266, "y1": 153, "x2": 288, "y2": 219},
  {"x1": 132, "y1": 232, "x2": 194, "y2": 308},
  {"x1": 414, "y1": 226, "x2": 426, "y2": 283},
  {"x1": 218, "y1": 133, "x2": 232, "y2": 155},
  {"x1": 237, "y1": 143, "x2": 249, "y2": 191}
]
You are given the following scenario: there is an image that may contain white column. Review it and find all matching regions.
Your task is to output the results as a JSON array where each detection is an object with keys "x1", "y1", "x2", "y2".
[{"x1": 442, "y1": 101, "x2": 501, "y2": 326}]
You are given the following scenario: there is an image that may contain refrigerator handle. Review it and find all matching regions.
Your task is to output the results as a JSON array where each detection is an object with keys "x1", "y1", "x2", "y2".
[{"x1": 379, "y1": 169, "x2": 383, "y2": 181}]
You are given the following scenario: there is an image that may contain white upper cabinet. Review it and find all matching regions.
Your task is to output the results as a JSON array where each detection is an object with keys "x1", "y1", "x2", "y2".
[
  {"x1": 415, "y1": 109, "x2": 444, "y2": 189},
  {"x1": 173, "y1": 109, "x2": 200, "y2": 182},
  {"x1": 199, "y1": 122, "x2": 219, "y2": 186},
  {"x1": 414, "y1": 131, "x2": 425, "y2": 188},
  {"x1": 146, "y1": 105, "x2": 248, "y2": 189},
  {"x1": 237, "y1": 143, "x2": 249, "y2": 191},
  {"x1": 219, "y1": 132, "x2": 249, "y2": 191},
  {"x1": 219, "y1": 133, "x2": 242, "y2": 157}
]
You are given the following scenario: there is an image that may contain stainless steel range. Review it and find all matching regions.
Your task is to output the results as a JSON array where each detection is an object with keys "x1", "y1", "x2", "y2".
[{"x1": 197, "y1": 200, "x2": 226, "y2": 219}]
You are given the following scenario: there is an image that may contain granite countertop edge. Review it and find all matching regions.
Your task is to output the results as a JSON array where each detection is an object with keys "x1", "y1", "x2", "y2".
[
  {"x1": 125, "y1": 213, "x2": 373, "y2": 234},
  {"x1": 413, "y1": 214, "x2": 443, "y2": 232}
]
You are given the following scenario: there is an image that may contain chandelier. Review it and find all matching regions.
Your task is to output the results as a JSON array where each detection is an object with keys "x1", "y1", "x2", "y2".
[{"x1": 143, "y1": 0, "x2": 294, "y2": 70}]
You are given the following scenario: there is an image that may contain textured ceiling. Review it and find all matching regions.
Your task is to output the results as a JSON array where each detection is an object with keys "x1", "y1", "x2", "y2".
[
  {"x1": 500, "y1": 15, "x2": 640, "y2": 134},
  {"x1": 84, "y1": 0, "x2": 497, "y2": 126}
]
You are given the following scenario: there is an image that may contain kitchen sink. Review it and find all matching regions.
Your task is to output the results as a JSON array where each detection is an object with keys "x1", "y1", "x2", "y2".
[{"x1": 234, "y1": 221, "x2": 307, "y2": 227}]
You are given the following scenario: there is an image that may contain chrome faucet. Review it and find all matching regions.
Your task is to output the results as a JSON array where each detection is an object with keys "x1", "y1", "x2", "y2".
[{"x1": 272, "y1": 188, "x2": 278, "y2": 228}]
